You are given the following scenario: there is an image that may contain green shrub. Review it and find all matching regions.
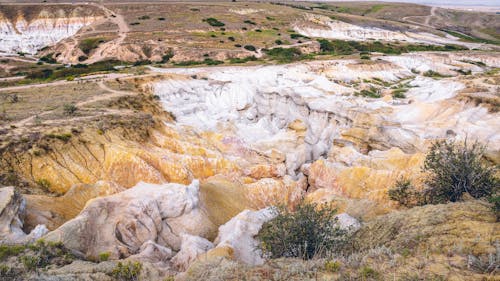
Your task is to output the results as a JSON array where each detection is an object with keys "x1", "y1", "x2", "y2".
[
  {"x1": 489, "y1": 195, "x2": 500, "y2": 221},
  {"x1": 275, "y1": 39, "x2": 283, "y2": 45},
  {"x1": 359, "y1": 266, "x2": 379, "y2": 279},
  {"x1": 203, "y1": 18, "x2": 225, "y2": 27},
  {"x1": 243, "y1": 45, "x2": 257, "y2": 52},
  {"x1": 257, "y1": 201, "x2": 347, "y2": 260},
  {"x1": 138, "y1": 15, "x2": 150, "y2": 20},
  {"x1": 355, "y1": 87, "x2": 380, "y2": 98},
  {"x1": 228, "y1": 36, "x2": 235, "y2": 41},
  {"x1": 388, "y1": 178, "x2": 420, "y2": 207},
  {"x1": 63, "y1": 103, "x2": 78, "y2": 115},
  {"x1": 79, "y1": 37, "x2": 105, "y2": 55},
  {"x1": 39, "y1": 53, "x2": 57, "y2": 64},
  {"x1": 36, "y1": 178, "x2": 51, "y2": 190},
  {"x1": 290, "y1": 33, "x2": 309, "y2": 39},
  {"x1": 98, "y1": 252, "x2": 110, "y2": 262},
  {"x1": 243, "y1": 20, "x2": 256, "y2": 25},
  {"x1": 157, "y1": 17, "x2": 165, "y2": 21},
  {"x1": 0, "y1": 264, "x2": 11, "y2": 277},
  {"x1": 392, "y1": 88, "x2": 408, "y2": 99},
  {"x1": 46, "y1": 133, "x2": 72, "y2": 142},
  {"x1": 423, "y1": 70, "x2": 449, "y2": 78},
  {"x1": 455, "y1": 69, "x2": 472, "y2": 75},
  {"x1": 161, "y1": 52, "x2": 174, "y2": 63},
  {"x1": 229, "y1": 56, "x2": 257, "y2": 64},
  {"x1": 111, "y1": 261, "x2": 142, "y2": 281},
  {"x1": 20, "y1": 255, "x2": 41, "y2": 271},
  {"x1": 0, "y1": 245, "x2": 26, "y2": 260},
  {"x1": 265, "y1": 47, "x2": 311, "y2": 63},
  {"x1": 324, "y1": 260, "x2": 341, "y2": 272},
  {"x1": 421, "y1": 139, "x2": 498, "y2": 204},
  {"x1": 27, "y1": 68, "x2": 53, "y2": 80}
]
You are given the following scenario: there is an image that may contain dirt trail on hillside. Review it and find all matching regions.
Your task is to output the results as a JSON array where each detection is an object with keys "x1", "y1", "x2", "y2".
[
  {"x1": 2, "y1": 79, "x2": 135, "y2": 129},
  {"x1": 84, "y1": 3, "x2": 130, "y2": 64}
]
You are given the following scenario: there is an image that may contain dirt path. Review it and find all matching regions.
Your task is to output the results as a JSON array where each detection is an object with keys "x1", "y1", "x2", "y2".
[
  {"x1": 3, "y1": 80, "x2": 135, "y2": 128},
  {"x1": 85, "y1": 3, "x2": 130, "y2": 64},
  {"x1": 0, "y1": 73, "x2": 127, "y2": 92},
  {"x1": 424, "y1": 6, "x2": 436, "y2": 26},
  {"x1": 402, "y1": 7, "x2": 436, "y2": 29}
]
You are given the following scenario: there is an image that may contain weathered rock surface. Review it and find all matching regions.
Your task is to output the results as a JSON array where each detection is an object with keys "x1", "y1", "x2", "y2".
[
  {"x1": 213, "y1": 208, "x2": 276, "y2": 266},
  {"x1": 0, "y1": 186, "x2": 48, "y2": 244},
  {"x1": 151, "y1": 52, "x2": 500, "y2": 208},
  {"x1": 44, "y1": 180, "x2": 217, "y2": 260},
  {"x1": 171, "y1": 234, "x2": 214, "y2": 271},
  {"x1": 0, "y1": 5, "x2": 102, "y2": 55}
]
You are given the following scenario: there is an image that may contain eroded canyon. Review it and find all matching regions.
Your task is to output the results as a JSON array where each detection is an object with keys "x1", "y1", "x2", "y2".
[{"x1": 0, "y1": 1, "x2": 499, "y2": 281}]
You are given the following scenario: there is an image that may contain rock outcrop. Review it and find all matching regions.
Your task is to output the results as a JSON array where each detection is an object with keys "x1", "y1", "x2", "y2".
[
  {"x1": 44, "y1": 180, "x2": 217, "y2": 260},
  {"x1": 0, "y1": 186, "x2": 48, "y2": 244},
  {"x1": 0, "y1": 5, "x2": 102, "y2": 55},
  {"x1": 151, "y1": 52, "x2": 500, "y2": 208},
  {"x1": 213, "y1": 208, "x2": 276, "y2": 266}
]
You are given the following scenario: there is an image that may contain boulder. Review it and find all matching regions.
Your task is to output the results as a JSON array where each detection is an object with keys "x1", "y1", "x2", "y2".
[
  {"x1": 213, "y1": 208, "x2": 276, "y2": 266},
  {"x1": 44, "y1": 180, "x2": 217, "y2": 260},
  {"x1": 171, "y1": 234, "x2": 214, "y2": 271},
  {"x1": 0, "y1": 186, "x2": 48, "y2": 244}
]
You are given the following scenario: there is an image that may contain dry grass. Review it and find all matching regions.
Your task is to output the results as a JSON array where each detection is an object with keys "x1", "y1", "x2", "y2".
[{"x1": 0, "y1": 82, "x2": 107, "y2": 123}]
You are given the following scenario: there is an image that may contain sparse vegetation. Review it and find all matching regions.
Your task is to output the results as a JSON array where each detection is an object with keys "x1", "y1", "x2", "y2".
[
  {"x1": 388, "y1": 178, "x2": 420, "y2": 207},
  {"x1": 258, "y1": 201, "x2": 347, "y2": 259},
  {"x1": 243, "y1": 19, "x2": 256, "y2": 25},
  {"x1": 318, "y1": 39, "x2": 466, "y2": 56},
  {"x1": 392, "y1": 88, "x2": 408, "y2": 99},
  {"x1": 79, "y1": 37, "x2": 106, "y2": 55},
  {"x1": 229, "y1": 56, "x2": 258, "y2": 64},
  {"x1": 173, "y1": 58, "x2": 223, "y2": 66},
  {"x1": 0, "y1": 245, "x2": 26, "y2": 260},
  {"x1": 111, "y1": 261, "x2": 142, "y2": 281},
  {"x1": 423, "y1": 70, "x2": 450, "y2": 78},
  {"x1": 203, "y1": 17, "x2": 225, "y2": 27},
  {"x1": 36, "y1": 178, "x2": 51, "y2": 190},
  {"x1": 243, "y1": 45, "x2": 257, "y2": 52},
  {"x1": 355, "y1": 86, "x2": 381, "y2": 98},
  {"x1": 63, "y1": 103, "x2": 78, "y2": 115},
  {"x1": 265, "y1": 47, "x2": 313, "y2": 63},
  {"x1": 98, "y1": 252, "x2": 110, "y2": 262}
]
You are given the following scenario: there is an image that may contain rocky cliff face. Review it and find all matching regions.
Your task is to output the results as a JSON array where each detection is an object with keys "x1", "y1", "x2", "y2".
[
  {"x1": 0, "y1": 5, "x2": 101, "y2": 55},
  {"x1": 151, "y1": 52, "x2": 500, "y2": 206}
]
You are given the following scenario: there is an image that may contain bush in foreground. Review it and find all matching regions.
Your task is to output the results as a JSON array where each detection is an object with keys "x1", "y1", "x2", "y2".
[
  {"x1": 111, "y1": 261, "x2": 142, "y2": 281},
  {"x1": 257, "y1": 201, "x2": 347, "y2": 260}
]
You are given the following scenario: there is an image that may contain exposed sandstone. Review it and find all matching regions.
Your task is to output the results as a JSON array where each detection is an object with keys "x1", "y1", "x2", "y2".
[{"x1": 43, "y1": 180, "x2": 217, "y2": 260}]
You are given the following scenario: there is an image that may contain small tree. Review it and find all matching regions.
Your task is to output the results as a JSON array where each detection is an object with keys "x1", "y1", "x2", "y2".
[
  {"x1": 421, "y1": 139, "x2": 498, "y2": 204},
  {"x1": 257, "y1": 201, "x2": 347, "y2": 260}
]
